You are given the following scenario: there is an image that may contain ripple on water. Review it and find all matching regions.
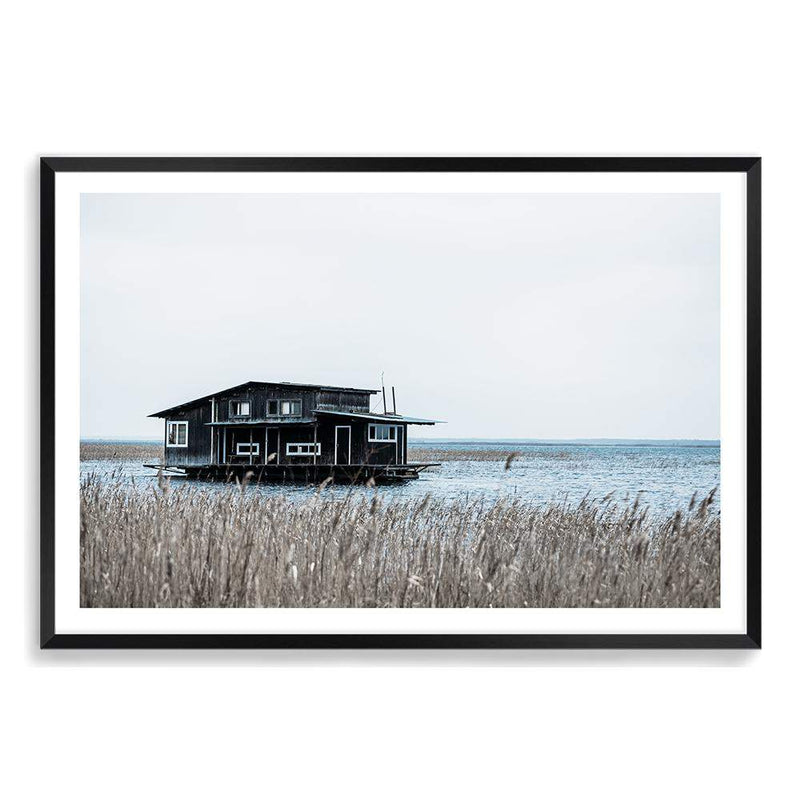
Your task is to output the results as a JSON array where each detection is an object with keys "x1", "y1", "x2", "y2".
[{"x1": 80, "y1": 441, "x2": 720, "y2": 519}]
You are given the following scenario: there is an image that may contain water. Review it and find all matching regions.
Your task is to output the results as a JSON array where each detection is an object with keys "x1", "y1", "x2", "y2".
[{"x1": 81, "y1": 439, "x2": 720, "y2": 518}]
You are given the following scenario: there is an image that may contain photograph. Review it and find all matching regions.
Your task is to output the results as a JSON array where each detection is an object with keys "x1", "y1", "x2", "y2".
[
  {"x1": 80, "y1": 184, "x2": 721, "y2": 610},
  {"x1": 41, "y1": 157, "x2": 758, "y2": 646}
]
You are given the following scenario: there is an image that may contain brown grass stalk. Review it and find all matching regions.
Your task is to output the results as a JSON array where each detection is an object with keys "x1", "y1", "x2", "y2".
[
  {"x1": 80, "y1": 476, "x2": 720, "y2": 609},
  {"x1": 81, "y1": 442, "x2": 163, "y2": 462}
]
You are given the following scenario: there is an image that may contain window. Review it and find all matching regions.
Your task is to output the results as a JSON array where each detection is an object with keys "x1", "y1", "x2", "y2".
[
  {"x1": 166, "y1": 420, "x2": 188, "y2": 447},
  {"x1": 267, "y1": 399, "x2": 301, "y2": 416},
  {"x1": 368, "y1": 424, "x2": 397, "y2": 442},
  {"x1": 235, "y1": 442, "x2": 260, "y2": 456},
  {"x1": 285, "y1": 442, "x2": 321, "y2": 456},
  {"x1": 282, "y1": 400, "x2": 301, "y2": 415},
  {"x1": 230, "y1": 400, "x2": 250, "y2": 417}
]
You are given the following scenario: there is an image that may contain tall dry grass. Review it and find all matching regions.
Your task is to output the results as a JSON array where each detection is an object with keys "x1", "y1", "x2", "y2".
[
  {"x1": 80, "y1": 475, "x2": 719, "y2": 608},
  {"x1": 408, "y1": 447, "x2": 575, "y2": 463},
  {"x1": 81, "y1": 442, "x2": 162, "y2": 462}
]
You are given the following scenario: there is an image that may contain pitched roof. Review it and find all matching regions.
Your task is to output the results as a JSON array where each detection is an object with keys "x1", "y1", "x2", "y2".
[{"x1": 148, "y1": 380, "x2": 378, "y2": 418}]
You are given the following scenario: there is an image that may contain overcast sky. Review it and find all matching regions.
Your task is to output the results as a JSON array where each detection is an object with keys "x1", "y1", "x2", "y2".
[{"x1": 81, "y1": 192, "x2": 719, "y2": 440}]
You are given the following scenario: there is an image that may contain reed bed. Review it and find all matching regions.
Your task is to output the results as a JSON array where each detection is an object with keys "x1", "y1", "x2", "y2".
[
  {"x1": 81, "y1": 442, "x2": 162, "y2": 462},
  {"x1": 80, "y1": 475, "x2": 719, "y2": 608},
  {"x1": 408, "y1": 447, "x2": 576, "y2": 463}
]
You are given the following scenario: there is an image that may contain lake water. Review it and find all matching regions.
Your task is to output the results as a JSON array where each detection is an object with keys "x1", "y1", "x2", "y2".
[{"x1": 81, "y1": 439, "x2": 720, "y2": 518}]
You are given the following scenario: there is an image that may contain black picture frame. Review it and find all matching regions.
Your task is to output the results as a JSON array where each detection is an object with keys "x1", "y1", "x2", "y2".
[{"x1": 40, "y1": 156, "x2": 761, "y2": 649}]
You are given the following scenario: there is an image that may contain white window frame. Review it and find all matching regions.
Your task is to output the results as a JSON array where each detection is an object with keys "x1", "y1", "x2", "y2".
[
  {"x1": 281, "y1": 399, "x2": 302, "y2": 416},
  {"x1": 235, "y1": 442, "x2": 260, "y2": 456},
  {"x1": 166, "y1": 420, "x2": 188, "y2": 448},
  {"x1": 267, "y1": 398, "x2": 302, "y2": 417},
  {"x1": 368, "y1": 423, "x2": 398, "y2": 442},
  {"x1": 285, "y1": 442, "x2": 321, "y2": 457},
  {"x1": 229, "y1": 399, "x2": 251, "y2": 418}
]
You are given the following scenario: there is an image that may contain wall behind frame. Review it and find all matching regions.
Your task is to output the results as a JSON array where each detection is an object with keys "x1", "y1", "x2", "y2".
[{"x1": 5, "y1": 3, "x2": 796, "y2": 800}]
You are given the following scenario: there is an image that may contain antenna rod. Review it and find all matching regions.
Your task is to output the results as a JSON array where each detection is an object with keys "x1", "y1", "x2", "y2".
[
  {"x1": 391, "y1": 386, "x2": 397, "y2": 415},
  {"x1": 381, "y1": 372, "x2": 387, "y2": 414}
]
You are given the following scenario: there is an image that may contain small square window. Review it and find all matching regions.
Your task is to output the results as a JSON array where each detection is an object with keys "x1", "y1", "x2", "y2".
[
  {"x1": 230, "y1": 400, "x2": 250, "y2": 417},
  {"x1": 167, "y1": 421, "x2": 188, "y2": 447}
]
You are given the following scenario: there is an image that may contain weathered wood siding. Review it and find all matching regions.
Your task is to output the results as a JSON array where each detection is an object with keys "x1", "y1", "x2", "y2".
[
  {"x1": 279, "y1": 425, "x2": 318, "y2": 465},
  {"x1": 212, "y1": 387, "x2": 371, "y2": 423},
  {"x1": 361, "y1": 423, "x2": 408, "y2": 465},
  {"x1": 162, "y1": 385, "x2": 383, "y2": 467},
  {"x1": 164, "y1": 404, "x2": 212, "y2": 467},
  {"x1": 214, "y1": 387, "x2": 314, "y2": 423},
  {"x1": 316, "y1": 390, "x2": 371, "y2": 413}
]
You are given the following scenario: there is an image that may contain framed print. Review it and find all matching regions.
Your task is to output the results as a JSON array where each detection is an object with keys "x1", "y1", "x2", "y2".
[{"x1": 40, "y1": 156, "x2": 760, "y2": 648}]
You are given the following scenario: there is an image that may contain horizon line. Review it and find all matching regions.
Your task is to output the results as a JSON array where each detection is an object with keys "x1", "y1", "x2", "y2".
[{"x1": 81, "y1": 435, "x2": 722, "y2": 446}]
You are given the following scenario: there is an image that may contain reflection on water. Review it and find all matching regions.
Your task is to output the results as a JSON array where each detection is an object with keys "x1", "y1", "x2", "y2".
[{"x1": 81, "y1": 440, "x2": 720, "y2": 518}]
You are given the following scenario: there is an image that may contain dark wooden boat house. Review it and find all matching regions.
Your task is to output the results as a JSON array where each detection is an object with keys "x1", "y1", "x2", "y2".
[{"x1": 146, "y1": 380, "x2": 441, "y2": 482}]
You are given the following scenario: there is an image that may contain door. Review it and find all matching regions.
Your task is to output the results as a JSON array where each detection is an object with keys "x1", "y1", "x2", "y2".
[
  {"x1": 335, "y1": 426, "x2": 351, "y2": 465},
  {"x1": 266, "y1": 428, "x2": 281, "y2": 465}
]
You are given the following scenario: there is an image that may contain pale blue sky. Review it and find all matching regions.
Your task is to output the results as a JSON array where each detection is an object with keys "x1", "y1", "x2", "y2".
[{"x1": 81, "y1": 192, "x2": 720, "y2": 439}]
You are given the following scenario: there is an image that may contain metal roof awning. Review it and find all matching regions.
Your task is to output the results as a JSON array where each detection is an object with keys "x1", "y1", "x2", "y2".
[{"x1": 313, "y1": 410, "x2": 443, "y2": 425}]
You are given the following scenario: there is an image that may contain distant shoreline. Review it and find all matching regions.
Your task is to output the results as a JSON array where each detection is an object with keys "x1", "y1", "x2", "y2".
[{"x1": 81, "y1": 437, "x2": 721, "y2": 449}]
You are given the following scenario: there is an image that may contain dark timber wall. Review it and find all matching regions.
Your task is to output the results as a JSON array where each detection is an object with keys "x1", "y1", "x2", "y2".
[
  {"x1": 212, "y1": 387, "x2": 371, "y2": 423},
  {"x1": 160, "y1": 385, "x2": 393, "y2": 467},
  {"x1": 164, "y1": 404, "x2": 212, "y2": 467}
]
